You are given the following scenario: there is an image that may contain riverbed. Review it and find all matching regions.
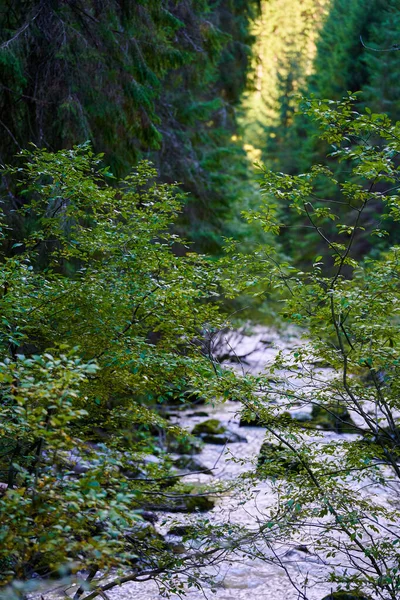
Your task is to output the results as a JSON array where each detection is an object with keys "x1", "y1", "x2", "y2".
[{"x1": 103, "y1": 325, "x2": 350, "y2": 600}]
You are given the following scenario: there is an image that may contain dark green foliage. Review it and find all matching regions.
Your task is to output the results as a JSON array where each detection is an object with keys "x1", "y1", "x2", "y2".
[
  {"x1": 309, "y1": 0, "x2": 377, "y2": 100},
  {"x1": 362, "y1": 0, "x2": 400, "y2": 121},
  {"x1": 0, "y1": 147, "x2": 228, "y2": 593},
  {"x1": 0, "y1": 0, "x2": 259, "y2": 251},
  {"x1": 251, "y1": 0, "x2": 400, "y2": 265}
]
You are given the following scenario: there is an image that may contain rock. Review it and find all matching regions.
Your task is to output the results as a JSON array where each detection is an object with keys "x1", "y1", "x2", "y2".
[
  {"x1": 321, "y1": 592, "x2": 372, "y2": 600},
  {"x1": 149, "y1": 495, "x2": 214, "y2": 513},
  {"x1": 135, "y1": 510, "x2": 158, "y2": 524},
  {"x1": 144, "y1": 483, "x2": 215, "y2": 513},
  {"x1": 308, "y1": 404, "x2": 358, "y2": 434},
  {"x1": 173, "y1": 455, "x2": 213, "y2": 475},
  {"x1": 168, "y1": 524, "x2": 199, "y2": 537},
  {"x1": 192, "y1": 419, "x2": 247, "y2": 444},
  {"x1": 168, "y1": 541, "x2": 186, "y2": 554},
  {"x1": 257, "y1": 441, "x2": 302, "y2": 476},
  {"x1": 174, "y1": 494, "x2": 214, "y2": 512},
  {"x1": 200, "y1": 431, "x2": 247, "y2": 444},
  {"x1": 294, "y1": 544, "x2": 310, "y2": 554},
  {"x1": 192, "y1": 419, "x2": 226, "y2": 436},
  {"x1": 162, "y1": 412, "x2": 180, "y2": 419},
  {"x1": 188, "y1": 411, "x2": 209, "y2": 417}
]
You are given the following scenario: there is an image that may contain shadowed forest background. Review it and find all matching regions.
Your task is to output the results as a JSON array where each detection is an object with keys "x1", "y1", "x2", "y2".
[
  {"x1": 2, "y1": 1, "x2": 400, "y2": 599},
  {"x1": 3, "y1": 0, "x2": 399, "y2": 255}
]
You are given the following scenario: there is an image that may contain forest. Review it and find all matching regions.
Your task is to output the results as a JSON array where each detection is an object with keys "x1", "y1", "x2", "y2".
[{"x1": 1, "y1": 1, "x2": 400, "y2": 599}]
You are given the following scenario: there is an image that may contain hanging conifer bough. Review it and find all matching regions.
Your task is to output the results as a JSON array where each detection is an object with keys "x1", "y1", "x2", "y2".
[{"x1": 0, "y1": 0, "x2": 259, "y2": 251}]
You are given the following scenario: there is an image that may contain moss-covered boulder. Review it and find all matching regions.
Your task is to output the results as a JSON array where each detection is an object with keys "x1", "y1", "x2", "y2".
[
  {"x1": 291, "y1": 411, "x2": 312, "y2": 423},
  {"x1": 200, "y1": 431, "x2": 247, "y2": 444},
  {"x1": 143, "y1": 482, "x2": 215, "y2": 513},
  {"x1": 192, "y1": 419, "x2": 247, "y2": 444},
  {"x1": 309, "y1": 404, "x2": 358, "y2": 434},
  {"x1": 168, "y1": 524, "x2": 199, "y2": 537},
  {"x1": 321, "y1": 592, "x2": 372, "y2": 600},
  {"x1": 192, "y1": 419, "x2": 226, "y2": 436},
  {"x1": 178, "y1": 494, "x2": 215, "y2": 512},
  {"x1": 257, "y1": 441, "x2": 303, "y2": 477}
]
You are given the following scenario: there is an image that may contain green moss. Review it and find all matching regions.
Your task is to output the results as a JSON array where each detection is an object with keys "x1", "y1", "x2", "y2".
[
  {"x1": 309, "y1": 404, "x2": 358, "y2": 434},
  {"x1": 257, "y1": 442, "x2": 303, "y2": 477},
  {"x1": 192, "y1": 419, "x2": 226, "y2": 436}
]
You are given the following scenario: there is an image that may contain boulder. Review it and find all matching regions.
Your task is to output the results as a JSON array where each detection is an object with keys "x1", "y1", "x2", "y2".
[
  {"x1": 176, "y1": 494, "x2": 215, "y2": 512},
  {"x1": 308, "y1": 404, "x2": 358, "y2": 434},
  {"x1": 135, "y1": 510, "x2": 158, "y2": 524},
  {"x1": 192, "y1": 419, "x2": 225, "y2": 436},
  {"x1": 200, "y1": 431, "x2": 247, "y2": 444},
  {"x1": 144, "y1": 483, "x2": 215, "y2": 513},
  {"x1": 291, "y1": 411, "x2": 312, "y2": 423},
  {"x1": 167, "y1": 524, "x2": 199, "y2": 537},
  {"x1": 257, "y1": 441, "x2": 302, "y2": 476},
  {"x1": 321, "y1": 592, "x2": 372, "y2": 600},
  {"x1": 192, "y1": 419, "x2": 247, "y2": 444}
]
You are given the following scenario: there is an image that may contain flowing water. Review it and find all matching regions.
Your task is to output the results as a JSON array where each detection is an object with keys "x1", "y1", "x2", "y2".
[
  {"x1": 41, "y1": 325, "x2": 394, "y2": 600},
  {"x1": 103, "y1": 326, "x2": 343, "y2": 600}
]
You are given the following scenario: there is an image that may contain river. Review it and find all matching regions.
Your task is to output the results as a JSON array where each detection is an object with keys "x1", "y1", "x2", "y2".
[{"x1": 104, "y1": 325, "x2": 355, "y2": 600}]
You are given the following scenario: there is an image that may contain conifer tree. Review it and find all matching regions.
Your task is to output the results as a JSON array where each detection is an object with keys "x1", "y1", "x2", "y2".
[{"x1": 0, "y1": 0, "x2": 259, "y2": 250}]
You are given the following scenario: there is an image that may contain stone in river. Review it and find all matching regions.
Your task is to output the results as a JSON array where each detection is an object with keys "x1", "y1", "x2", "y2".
[
  {"x1": 199, "y1": 431, "x2": 247, "y2": 444},
  {"x1": 309, "y1": 403, "x2": 358, "y2": 434},
  {"x1": 257, "y1": 441, "x2": 302, "y2": 476},
  {"x1": 192, "y1": 419, "x2": 226, "y2": 435},
  {"x1": 192, "y1": 419, "x2": 247, "y2": 444},
  {"x1": 321, "y1": 592, "x2": 372, "y2": 600}
]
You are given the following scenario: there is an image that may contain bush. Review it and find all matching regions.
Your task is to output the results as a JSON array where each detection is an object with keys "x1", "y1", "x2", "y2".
[
  {"x1": 0, "y1": 147, "x2": 226, "y2": 595},
  {"x1": 229, "y1": 96, "x2": 400, "y2": 599}
]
